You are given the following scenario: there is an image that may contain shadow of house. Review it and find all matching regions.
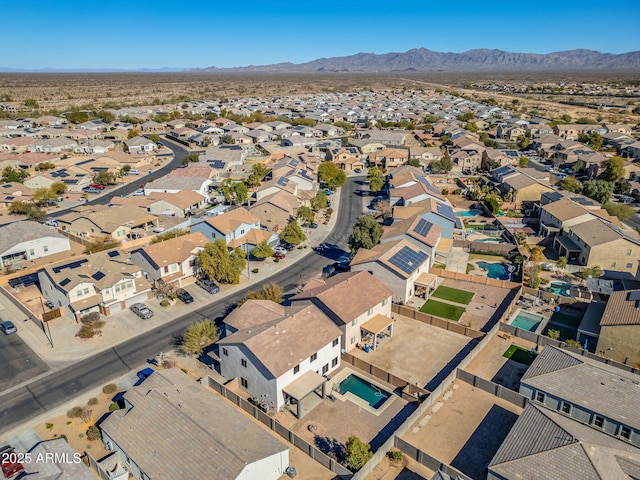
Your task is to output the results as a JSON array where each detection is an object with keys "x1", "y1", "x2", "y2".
[
  {"x1": 451, "y1": 404, "x2": 519, "y2": 480},
  {"x1": 490, "y1": 360, "x2": 529, "y2": 390},
  {"x1": 425, "y1": 340, "x2": 478, "y2": 391},
  {"x1": 369, "y1": 402, "x2": 417, "y2": 452}
]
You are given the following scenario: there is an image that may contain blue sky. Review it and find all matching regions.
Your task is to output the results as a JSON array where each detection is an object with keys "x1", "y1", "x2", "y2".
[{"x1": 4, "y1": 0, "x2": 639, "y2": 70}]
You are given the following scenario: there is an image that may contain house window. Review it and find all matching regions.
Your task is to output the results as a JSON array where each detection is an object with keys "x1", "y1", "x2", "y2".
[
  {"x1": 611, "y1": 262, "x2": 616, "y2": 268},
  {"x1": 620, "y1": 426, "x2": 631, "y2": 440},
  {"x1": 382, "y1": 298, "x2": 388, "y2": 306},
  {"x1": 310, "y1": 353, "x2": 317, "y2": 362},
  {"x1": 332, "y1": 339, "x2": 339, "y2": 347},
  {"x1": 293, "y1": 364, "x2": 300, "y2": 374},
  {"x1": 350, "y1": 336, "x2": 356, "y2": 345},
  {"x1": 115, "y1": 284, "x2": 121, "y2": 292},
  {"x1": 561, "y1": 402, "x2": 571, "y2": 414},
  {"x1": 368, "y1": 308, "x2": 373, "y2": 315},
  {"x1": 43, "y1": 245, "x2": 48, "y2": 253},
  {"x1": 627, "y1": 263, "x2": 633, "y2": 269},
  {"x1": 332, "y1": 357, "x2": 338, "y2": 367},
  {"x1": 222, "y1": 348, "x2": 228, "y2": 356},
  {"x1": 240, "y1": 377, "x2": 248, "y2": 389},
  {"x1": 163, "y1": 266, "x2": 169, "y2": 274},
  {"x1": 351, "y1": 318, "x2": 357, "y2": 326},
  {"x1": 627, "y1": 249, "x2": 632, "y2": 256},
  {"x1": 76, "y1": 290, "x2": 83, "y2": 297},
  {"x1": 593, "y1": 415, "x2": 604, "y2": 428},
  {"x1": 29, "y1": 249, "x2": 35, "y2": 256},
  {"x1": 117, "y1": 229, "x2": 125, "y2": 237},
  {"x1": 322, "y1": 364, "x2": 329, "y2": 375},
  {"x1": 240, "y1": 229, "x2": 245, "y2": 235},
  {"x1": 535, "y1": 391, "x2": 545, "y2": 403},
  {"x1": 241, "y1": 358, "x2": 247, "y2": 367},
  {"x1": 83, "y1": 288, "x2": 90, "y2": 295}
]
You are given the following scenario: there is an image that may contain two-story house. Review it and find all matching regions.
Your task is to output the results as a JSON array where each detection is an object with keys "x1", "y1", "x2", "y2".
[{"x1": 38, "y1": 249, "x2": 152, "y2": 320}]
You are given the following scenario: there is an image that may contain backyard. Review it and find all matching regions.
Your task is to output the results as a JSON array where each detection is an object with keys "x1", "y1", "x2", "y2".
[
  {"x1": 543, "y1": 311, "x2": 582, "y2": 341},
  {"x1": 431, "y1": 286, "x2": 474, "y2": 305},
  {"x1": 503, "y1": 344, "x2": 537, "y2": 366},
  {"x1": 420, "y1": 299, "x2": 465, "y2": 322}
]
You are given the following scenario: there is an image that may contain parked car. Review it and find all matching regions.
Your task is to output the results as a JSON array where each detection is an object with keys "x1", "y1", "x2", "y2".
[
  {"x1": 279, "y1": 243, "x2": 295, "y2": 251},
  {"x1": 129, "y1": 169, "x2": 140, "y2": 175},
  {"x1": 130, "y1": 303, "x2": 153, "y2": 319},
  {"x1": 0, "y1": 321, "x2": 17, "y2": 335},
  {"x1": 176, "y1": 288, "x2": 194, "y2": 304},
  {"x1": 308, "y1": 222, "x2": 318, "y2": 229},
  {"x1": 43, "y1": 218, "x2": 58, "y2": 227},
  {"x1": 354, "y1": 168, "x2": 362, "y2": 173},
  {"x1": 196, "y1": 278, "x2": 220, "y2": 294},
  {"x1": 88, "y1": 183, "x2": 105, "y2": 190},
  {"x1": 83, "y1": 186, "x2": 102, "y2": 194},
  {"x1": 137, "y1": 367, "x2": 154, "y2": 380},
  {"x1": 273, "y1": 246, "x2": 288, "y2": 255},
  {"x1": 132, "y1": 189, "x2": 145, "y2": 196},
  {"x1": 44, "y1": 300, "x2": 55, "y2": 309},
  {"x1": 273, "y1": 251, "x2": 286, "y2": 260},
  {"x1": 1, "y1": 445, "x2": 25, "y2": 478},
  {"x1": 333, "y1": 262, "x2": 351, "y2": 273}
]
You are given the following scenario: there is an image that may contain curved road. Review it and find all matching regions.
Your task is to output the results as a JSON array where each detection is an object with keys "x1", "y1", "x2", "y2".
[{"x1": 0, "y1": 172, "x2": 364, "y2": 435}]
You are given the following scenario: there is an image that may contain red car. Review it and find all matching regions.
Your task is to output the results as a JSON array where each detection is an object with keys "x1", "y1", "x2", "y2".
[
  {"x1": 1, "y1": 445, "x2": 25, "y2": 479},
  {"x1": 88, "y1": 183, "x2": 105, "y2": 190},
  {"x1": 273, "y1": 251, "x2": 286, "y2": 260}
]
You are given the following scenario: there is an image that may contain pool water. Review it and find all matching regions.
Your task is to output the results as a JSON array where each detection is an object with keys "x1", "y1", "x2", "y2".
[
  {"x1": 476, "y1": 261, "x2": 510, "y2": 280},
  {"x1": 548, "y1": 281, "x2": 571, "y2": 297},
  {"x1": 476, "y1": 238, "x2": 506, "y2": 244},
  {"x1": 456, "y1": 209, "x2": 483, "y2": 217},
  {"x1": 338, "y1": 374, "x2": 391, "y2": 409},
  {"x1": 510, "y1": 311, "x2": 545, "y2": 331}
]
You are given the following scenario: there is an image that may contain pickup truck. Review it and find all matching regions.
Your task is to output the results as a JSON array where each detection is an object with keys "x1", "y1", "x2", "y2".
[{"x1": 1, "y1": 445, "x2": 25, "y2": 478}]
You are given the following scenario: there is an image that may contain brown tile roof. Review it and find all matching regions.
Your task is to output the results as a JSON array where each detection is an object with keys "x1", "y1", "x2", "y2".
[
  {"x1": 290, "y1": 271, "x2": 393, "y2": 324},
  {"x1": 224, "y1": 300, "x2": 286, "y2": 331},
  {"x1": 542, "y1": 198, "x2": 590, "y2": 222},
  {"x1": 205, "y1": 207, "x2": 259, "y2": 234},
  {"x1": 600, "y1": 290, "x2": 640, "y2": 326},
  {"x1": 251, "y1": 189, "x2": 299, "y2": 213},
  {"x1": 381, "y1": 215, "x2": 442, "y2": 248},
  {"x1": 228, "y1": 228, "x2": 272, "y2": 248},
  {"x1": 101, "y1": 369, "x2": 287, "y2": 480},
  {"x1": 137, "y1": 232, "x2": 208, "y2": 267},
  {"x1": 218, "y1": 304, "x2": 342, "y2": 377},
  {"x1": 168, "y1": 165, "x2": 215, "y2": 178}
]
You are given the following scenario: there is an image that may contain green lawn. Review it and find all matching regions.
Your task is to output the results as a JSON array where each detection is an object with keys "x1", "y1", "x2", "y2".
[
  {"x1": 431, "y1": 285, "x2": 475, "y2": 305},
  {"x1": 420, "y1": 299, "x2": 465, "y2": 321},
  {"x1": 503, "y1": 345, "x2": 537, "y2": 366}
]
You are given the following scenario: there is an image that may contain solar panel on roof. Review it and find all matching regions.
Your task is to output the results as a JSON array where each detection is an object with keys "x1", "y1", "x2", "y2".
[
  {"x1": 62, "y1": 179, "x2": 78, "y2": 184},
  {"x1": 107, "y1": 250, "x2": 120, "y2": 258},
  {"x1": 413, "y1": 218, "x2": 433, "y2": 237},
  {"x1": 5, "y1": 196, "x2": 14, "y2": 200},
  {"x1": 59, "y1": 278, "x2": 71, "y2": 287},
  {"x1": 76, "y1": 159, "x2": 94, "y2": 166},
  {"x1": 387, "y1": 246, "x2": 428, "y2": 275},
  {"x1": 3, "y1": 184, "x2": 12, "y2": 188},
  {"x1": 91, "y1": 167, "x2": 109, "y2": 172},
  {"x1": 92, "y1": 271, "x2": 105, "y2": 281},
  {"x1": 52, "y1": 258, "x2": 88, "y2": 274},
  {"x1": 629, "y1": 291, "x2": 640, "y2": 301},
  {"x1": 8, "y1": 272, "x2": 39, "y2": 288},
  {"x1": 277, "y1": 177, "x2": 289, "y2": 187}
]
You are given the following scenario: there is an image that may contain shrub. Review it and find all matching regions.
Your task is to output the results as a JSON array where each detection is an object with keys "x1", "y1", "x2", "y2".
[
  {"x1": 160, "y1": 299, "x2": 170, "y2": 307},
  {"x1": 252, "y1": 268, "x2": 259, "y2": 274},
  {"x1": 273, "y1": 257, "x2": 280, "y2": 263},
  {"x1": 76, "y1": 320, "x2": 105, "y2": 339},
  {"x1": 67, "y1": 406, "x2": 83, "y2": 419},
  {"x1": 326, "y1": 208, "x2": 334, "y2": 215},
  {"x1": 108, "y1": 403, "x2": 120, "y2": 412},
  {"x1": 87, "y1": 397, "x2": 98, "y2": 406},
  {"x1": 81, "y1": 311, "x2": 100, "y2": 323},
  {"x1": 345, "y1": 435, "x2": 373, "y2": 471},
  {"x1": 388, "y1": 450, "x2": 403, "y2": 463},
  {"x1": 86, "y1": 425, "x2": 101, "y2": 441},
  {"x1": 102, "y1": 383, "x2": 118, "y2": 394},
  {"x1": 79, "y1": 433, "x2": 84, "y2": 438},
  {"x1": 46, "y1": 423, "x2": 54, "y2": 430},
  {"x1": 441, "y1": 188, "x2": 449, "y2": 195},
  {"x1": 454, "y1": 188, "x2": 462, "y2": 195}
]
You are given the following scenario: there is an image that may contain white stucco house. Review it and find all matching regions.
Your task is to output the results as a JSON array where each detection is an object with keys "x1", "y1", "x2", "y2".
[{"x1": 0, "y1": 221, "x2": 70, "y2": 266}]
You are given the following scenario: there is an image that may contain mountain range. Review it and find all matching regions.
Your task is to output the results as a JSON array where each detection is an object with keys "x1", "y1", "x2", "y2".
[{"x1": 194, "y1": 48, "x2": 640, "y2": 73}]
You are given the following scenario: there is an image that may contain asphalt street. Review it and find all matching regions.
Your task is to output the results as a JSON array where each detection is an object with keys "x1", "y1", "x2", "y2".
[{"x1": 0, "y1": 174, "x2": 364, "y2": 435}]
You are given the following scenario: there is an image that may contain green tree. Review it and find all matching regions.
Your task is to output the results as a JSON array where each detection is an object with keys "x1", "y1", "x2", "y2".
[
  {"x1": 219, "y1": 134, "x2": 234, "y2": 145},
  {"x1": 2, "y1": 166, "x2": 29, "y2": 183},
  {"x1": 127, "y1": 129, "x2": 140, "y2": 140},
  {"x1": 318, "y1": 161, "x2": 347, "y2": 189},
  {"x1": 280, "y1": 221, "x2": 307, "y2": 246},
  {"x1": 556, "y1": 175, "x2": 583, "y2": 193},
  {"x1": 348, "y1": 215, "x2": 383, "y2": 254},
  {"x1": 197, "y1": 239, "x2": 246, "y2": 285},
  {"x1": 464, "y1": 122, "x2": 478, "y2": 133},
  {"x1": 547, "y1": 329, "x2": 560, "y2": 340},
  {"x1": 405, "y1": 158, "x2": 422, "y2": 168},
  {"x1": 119, "y1": 164, "x2": 131, "y2": 177},
  {"x1": 483, "y1": 195, "x2": 501, "y2": 214},
  {"x1": 93, "y1": 171, "x2": 117, "y2": 186},
  {"x1": 556, "y1": 256, "x2": 568, "y2": 270},
  {"x1": 148, "y1": 134, "x2": 160, "y2": 144},
  {"x1": 84, "y1": 235, "x2": 118, "y2": 254},
  {"x1": 34, "y1": 161, "x2": 56, "y2": 171},
  {"x1": 438, "y1": 135, "x2": 450, "y2": 145},
  {"x1": 183, "y1": 153, "x2": 200, "y2": 164},
  {"x1": 220, "y1": 179, "x2": 248, "y2": 205},
  {"x1": 614, "y1": 179, "x2": 631, "y2": 195},
  {"x1": 565, "y1": 339, "x2": 583, "y2": 348},
  {"x1": 583, "y1": 180, "x2": 614, "y2": 204},
  {"x1": 367, "y1": 167, "x2": 384, "y2": 193},
  {"x1": 599, "y1": 156, "x2": 625, "y2": 182},
  {"x1": 602, "y1": 202, "x2": 635, "y2": 220},
  {"x1": 151, "y1": 228, "x2": 189, "y2": 244},
  {"x1": 250, "y1": 241, "x2": 273, "y2": 260},
  {"x1": 181, "y1": 319, "x2": 219, "y2": 357},
  {"x1": 24, "y1": 98, "x2": 39, "y2": 109},
  {"x1": 457, "y1": 112, "x2": 474, "y2": 122},
  {"x1": 577, "y1": 265, "x2": 603, "y2": 282},
  {"x1": 345, "y1": 436, "x2": 373, "y2": 471},
  {"x1": 572, "y1": 159, "x2": 585, "y2": 174},
  {"x1": 32, "y1": 187, "x2": 57, "y2": 206},
  {"x1": 65, "y1": 111, "x2": 89, "y2": 124},
  {"x1": 50, "y1": 181, "x2": 67, "y2": 195},
  {"x1": 310, "y1": 192, "x2": 328, "y2": 212},
  {"x1": 517, "y1": 136, "x2": 531, "y2": 150},
  {"x1": 246, "y1": 163, "x2": 269, "y2": 190},
  {"x1": 8, "y1": 200, "x2": 45, "y2": 221},
  {"x1": 518, "y1": 156, "x2": 528, "y2": 168},
  {"x1": 239, "y1": 282, "x2": 284, "y2": 305},
  {"x1": 96, "y1": 110, "x2": 115, "y2": 123},
  {"x1": 428, "y1": 156, "x2": 453, "y2": 174},
  {"x1": 297, "y1": 205, "x2": 315, "y2": 225}
]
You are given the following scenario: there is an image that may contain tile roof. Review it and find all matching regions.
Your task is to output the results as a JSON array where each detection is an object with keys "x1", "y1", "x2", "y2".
[
  {"x1": 204, "y1": 207, "x2": 259, "y2": 235},
  {"x1": 600, "y1": 290, "x2": 640, "y2": 326},
  {"x1": 223, "y1": 300, "x2": 286, "y2": 331},
  {"x1": 100, "y1": 369, "x2": 287, "y2": 480},
  {"x1": 290, "y1": 271, "x2": 393, "y2": 325},
  {"x1": 381, "y1": 215, "x2": 442, "y2": 248},
  {"x1": 521, "y1": 346, "x2": 640, "y2": 430},
  {"x1": 542, "y1": 198, "x2": 591, "y2": 222},
  {"x1": 0, "y1": 220, "x2": 68, "y2": 256},
  {"x1": 133, "y1": 232, "x2": 208, "y2": 269},
  {"x1": 218, "y1": 303, "x2": 342, "y2": 378}
]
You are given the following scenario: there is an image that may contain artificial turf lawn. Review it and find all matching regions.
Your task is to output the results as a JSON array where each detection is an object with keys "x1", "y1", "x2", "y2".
[
  {"x1": 420, "y1": 299, "x2": 465, "y2": 321},
  {"x1": 503, "y1": 345, "x2": 537, "y2": 365},
  {"x1": 431, "y1": 285, "x2": 475, "y2": 305}
]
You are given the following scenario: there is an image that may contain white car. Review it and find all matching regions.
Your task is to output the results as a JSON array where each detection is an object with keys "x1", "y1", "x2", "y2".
[
  {"x1": 132, "y1": 190, "x2": 145, "y2": 196},
  {"x1": 273, "y1": 246, "x2": 288, "y2": 255}
]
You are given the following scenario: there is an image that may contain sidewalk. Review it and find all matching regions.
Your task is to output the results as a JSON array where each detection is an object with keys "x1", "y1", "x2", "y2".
[{"x1": 0, "y1": 187, "x2": 345, "y2": 391}]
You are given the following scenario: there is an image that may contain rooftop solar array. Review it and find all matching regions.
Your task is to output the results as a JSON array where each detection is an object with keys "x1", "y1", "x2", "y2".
[
  {"x1": 59, "y1": 278, "x2": 71, "y2": 287},
  {"x1": 8, "y1": 272, "x2": 40, "y2": 288},
  {"x1": 76, "y1": 158, "x2": 95, "y2": 166},
  {"x1": 276, "y1": 177, "x2": 290, "y2": 187},
  {"x1": 387, "y1": 246, "x2": 428, "y2": 275},
  {"x1": 52, "y1": 258, "x2": 88, "y2": 274},
  {"x1": 629, "y1": 291, "x2": 640, "y2": 301},
  {"x1": 92, "y1": 271, "x2": 105, "y2": 281},
  {"x1": 413, "y1": 218, "x2": 433, "y2": 237},
  {"x1": 107, "y1": 250, "x2": 120, "y2": 258}
]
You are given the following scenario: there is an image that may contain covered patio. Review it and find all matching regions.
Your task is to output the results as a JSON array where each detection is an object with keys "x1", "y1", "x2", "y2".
[
  {"x1": 414, "y1": 272, "x2": 438, "y2": 300},
  {"x1": 282, "y1": 370, "x2": 327, "y2": 419},
  {"x1": 360, "y1": 314, "x2": 394, "y2": 351},
  {"x1": 553, "y1": 235, "x2": 581, "y2": 262}
]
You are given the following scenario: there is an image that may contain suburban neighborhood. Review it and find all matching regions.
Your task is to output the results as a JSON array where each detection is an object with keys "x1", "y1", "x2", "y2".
[{"x1": 1, "y1": 83, "x2": 639, "y2": 480}]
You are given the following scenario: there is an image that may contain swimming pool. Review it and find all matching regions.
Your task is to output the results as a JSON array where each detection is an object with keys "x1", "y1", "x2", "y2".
[
  {"x1": 476, "y1": 261, "x2": 510, "y2": 280},
  {"x1": 338, "y1": 374, "x2": 391, "y2": 409},
  {"x1": 456, "y1": 209, "x2": 483, "y2": 217},
  {"x1": 476, "y1": 238, "x2": 506, "y2": 244},
  {"x1": 548, "y1": 281, "x2": 572, "y2": 297},
  {"x1": 509, "y1": 310, "x2": 545, "y2": 332}
]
